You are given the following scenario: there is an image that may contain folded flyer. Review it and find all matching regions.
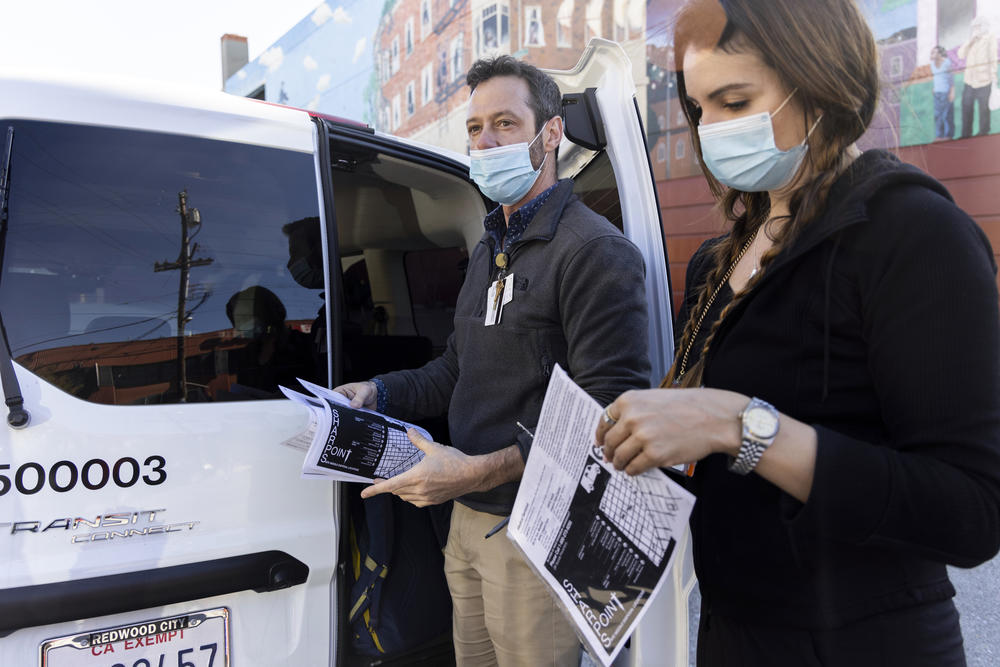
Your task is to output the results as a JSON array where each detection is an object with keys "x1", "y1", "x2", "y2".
[
  {"x1": 280, "y1": 378, "x2": 430, "y2": 483},
  {"x1": 507, "y1": 365, "x2": 696, "y2": 666}
]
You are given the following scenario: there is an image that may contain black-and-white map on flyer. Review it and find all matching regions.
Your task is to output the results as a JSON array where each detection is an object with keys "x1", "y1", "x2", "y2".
[
  {"x1": 508, "y1": 365, "x2": 695, "y2": 666},
  {"x1": 279, "y1": 378, "x2": 429, "y2": 483}
]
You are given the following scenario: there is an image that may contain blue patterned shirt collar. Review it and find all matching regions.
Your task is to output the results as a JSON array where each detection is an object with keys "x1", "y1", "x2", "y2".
[{"x1": 483, "y1": 183, "x2": 559, "y2": 257}]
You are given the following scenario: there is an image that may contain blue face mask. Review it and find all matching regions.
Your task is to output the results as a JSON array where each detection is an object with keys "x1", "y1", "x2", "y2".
[
  {"x1": 697, "y1": 90, "x2": 820, "y2": 192},
  {"x1": 469, "y1": 127, "x2": 547, "y2": 205}
]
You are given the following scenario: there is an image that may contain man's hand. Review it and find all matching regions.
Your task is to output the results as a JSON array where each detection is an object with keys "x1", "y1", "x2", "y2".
[
  {"x1": 360, "y1": 429, "x2": 485, "y2": 507},
  {"x1": 333, "y1": 380, "x2": 378, "y2": 409}
]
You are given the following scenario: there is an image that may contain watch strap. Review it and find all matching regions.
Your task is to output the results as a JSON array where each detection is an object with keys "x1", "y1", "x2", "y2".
[
  {"x1": 728, "y1": 397, "x2": 779, "y2": 476},
  {"x1": 728, "y1": 437, "x2": 770, "y2": 475}
]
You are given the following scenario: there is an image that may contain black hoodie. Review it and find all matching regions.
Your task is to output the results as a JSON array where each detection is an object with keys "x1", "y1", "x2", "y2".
[{"x1": 681, "y1": 150, "x2": 1000, "y2": 628}]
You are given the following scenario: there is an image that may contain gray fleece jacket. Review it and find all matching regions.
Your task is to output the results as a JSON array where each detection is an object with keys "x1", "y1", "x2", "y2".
[{"x1": 376, "y1": 178, "x2": 651, "y2": 514}]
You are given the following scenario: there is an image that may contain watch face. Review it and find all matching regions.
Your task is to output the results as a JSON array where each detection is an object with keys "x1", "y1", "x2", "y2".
[{"x1": 745, "y1": 406, "x2": 779, "y2": 439}]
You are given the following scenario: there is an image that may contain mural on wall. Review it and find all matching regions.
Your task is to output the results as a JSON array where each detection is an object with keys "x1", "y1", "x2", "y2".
[
  {"x1": 893, "y1": 0, "x2": 999, "y2": 145},
  {"x1": 225, "y1": 0, "x2": 1000, "y2": 172},
  {"x1": 645, "y1": 0, "x2": 697, "y2": 180},
  {"x1": 853, "y1": 0, "x2": 1000, "y2": 147},
  {"x1": 643, "y1": 0, "x2": 999, "y2": 166},
  {"x1": 224, "y1": 1, "x2": 384, "y2": 125}
]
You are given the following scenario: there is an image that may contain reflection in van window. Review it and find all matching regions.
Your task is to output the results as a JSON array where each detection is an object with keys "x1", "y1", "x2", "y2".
[{"x1": 0, "y1": 120, "x2": 324, "y2": 404}]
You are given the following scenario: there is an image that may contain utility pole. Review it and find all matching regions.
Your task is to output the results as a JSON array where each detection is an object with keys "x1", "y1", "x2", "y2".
[{"x1": 154, "y1": 190, "x2": 213, "y2": 402}]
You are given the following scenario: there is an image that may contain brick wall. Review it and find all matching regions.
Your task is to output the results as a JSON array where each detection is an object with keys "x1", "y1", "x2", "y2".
[{"x1": 660, "y1": 133, "x2": 1000, "y2": 314}]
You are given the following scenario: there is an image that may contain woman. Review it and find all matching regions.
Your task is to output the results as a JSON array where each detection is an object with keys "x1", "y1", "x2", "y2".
[{"x1": 595, "y1": 0, "x2": 1000, "y2": 664}]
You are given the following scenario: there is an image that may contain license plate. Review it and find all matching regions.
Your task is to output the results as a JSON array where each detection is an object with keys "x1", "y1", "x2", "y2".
[{"x1": 40, "y1": 608, "x2": 230, "y2": 667}]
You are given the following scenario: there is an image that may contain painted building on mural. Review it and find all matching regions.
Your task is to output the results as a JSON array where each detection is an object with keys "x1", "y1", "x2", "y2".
[{"x1": 370, "y1": 0, "x2": 647, "y2": 153}]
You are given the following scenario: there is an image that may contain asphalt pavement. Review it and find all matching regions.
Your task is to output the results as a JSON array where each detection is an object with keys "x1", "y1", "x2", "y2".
[{"x1": 951, "y1": 556, "x2": 1000, "y2": 666}]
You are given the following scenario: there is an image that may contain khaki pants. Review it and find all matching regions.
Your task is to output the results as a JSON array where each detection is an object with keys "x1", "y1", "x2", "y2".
[{"x1": 444, "y1": 502, "x2": 581, "y2": 667}]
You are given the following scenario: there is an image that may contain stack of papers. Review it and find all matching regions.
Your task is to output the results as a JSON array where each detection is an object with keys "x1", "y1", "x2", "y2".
[
  {"x1": 508, "y1": 365, "x2": 695, "y2": 666},
  {"x1": 280, "y1": 378, "x2": 430, "y2": 483}
]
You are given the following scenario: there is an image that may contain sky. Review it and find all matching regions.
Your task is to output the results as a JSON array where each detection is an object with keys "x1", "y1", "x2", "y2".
[{"x1": 0, "y1": 0, "x2": 328, "y2": 91}]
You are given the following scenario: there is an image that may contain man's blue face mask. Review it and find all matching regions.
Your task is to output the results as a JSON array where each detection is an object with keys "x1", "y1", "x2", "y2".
[
  {"x1": 469, "y1": 125, "x2": 548, "y2": 205},
  {"x1": 697, "y1": 90, "x2": 821, "y2": 192}
]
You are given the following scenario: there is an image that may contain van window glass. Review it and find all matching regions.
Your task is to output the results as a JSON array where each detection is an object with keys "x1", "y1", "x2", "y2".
[
  {"x1": 404, "y1": 247, "x2": 468, "y2": 354},
  {"x1": 1, "y1": 120, "x2": 324, "y2": 404},
  {"x1": 325, "y1": 142, "x2": 483, "y2": 386},
  {"x1": 572, "y1": 150, "x2": 624, "y2": 232}
]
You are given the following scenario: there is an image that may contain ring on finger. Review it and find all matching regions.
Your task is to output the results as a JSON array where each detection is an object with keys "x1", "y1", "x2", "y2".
[{"x1": 602, "y1": 407, "x2": 618, "y2": 426}]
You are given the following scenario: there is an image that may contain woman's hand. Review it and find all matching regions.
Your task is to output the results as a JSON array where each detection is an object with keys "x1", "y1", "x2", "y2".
[
  {"x1": 597, "y1": 388, "x2": 819, "y2": 502},
  {"x1": 595, "y1": 387, "x2": 747, "y2": 476}
]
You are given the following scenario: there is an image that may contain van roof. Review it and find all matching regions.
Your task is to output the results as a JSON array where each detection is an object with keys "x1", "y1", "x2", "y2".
[{"x1": 0, "y1": 69, "x2": 327, "y2": 153}]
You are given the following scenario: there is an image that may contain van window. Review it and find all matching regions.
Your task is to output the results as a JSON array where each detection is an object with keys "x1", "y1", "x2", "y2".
[
  {"x1": 572, "y1": 150, "x2": 624, "y2": 232},
  {"x1": 323, "y1": 140, "x2": 484, "y2": 387},
  {"x1": 404, "y1": 247, "x2": 468, "y2": 354},
  {"x1": 0, "y1": 120, "x2": 324, "y2": 404}
]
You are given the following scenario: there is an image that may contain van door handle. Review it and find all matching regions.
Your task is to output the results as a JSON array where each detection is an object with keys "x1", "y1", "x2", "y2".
[{"x1": 0, "y1": 550, "x2": 309, "y2": 637}]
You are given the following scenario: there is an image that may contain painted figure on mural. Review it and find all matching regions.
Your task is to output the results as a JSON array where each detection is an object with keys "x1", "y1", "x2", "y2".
[
  {"x1": 930, "y1": 46, "x2": 954, "y2": 140},
  {"x1": 958, "y1": 15, "x2": 998, "y2": 138}
]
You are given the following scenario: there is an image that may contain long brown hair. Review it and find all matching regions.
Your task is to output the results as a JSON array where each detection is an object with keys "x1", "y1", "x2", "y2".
[{"x1": 664, "y1": 0, "x2": 879, "y2": 387}]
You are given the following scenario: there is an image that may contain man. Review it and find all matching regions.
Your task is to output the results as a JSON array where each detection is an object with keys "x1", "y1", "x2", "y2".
[
  {"x1": 930, "y1": 46, "x2": 954, "y2": 141},
  {"x1": 335, "y1": 56, "x2": 650, "y2": 665},
  {"x1": 958, "y1": 15, "x2": 997, "y2": 138}
]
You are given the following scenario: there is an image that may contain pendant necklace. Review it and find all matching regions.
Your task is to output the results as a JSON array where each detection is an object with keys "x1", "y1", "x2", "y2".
[
  {"x1": 673, "y1": 230, "x2": 757, "y2": 384},
  {"x1": 748, "y1": 226, "x2": 762, "y2": 279}
]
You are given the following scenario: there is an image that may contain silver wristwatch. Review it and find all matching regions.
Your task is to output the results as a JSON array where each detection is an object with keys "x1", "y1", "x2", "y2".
[{"x1": 729, "y1": 397, "x2": 780, "y2": 475}]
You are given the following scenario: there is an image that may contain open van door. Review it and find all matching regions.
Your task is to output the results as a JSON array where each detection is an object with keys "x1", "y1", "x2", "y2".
[
  {"x1": 547, "y1": 39, "x2": 696, "y2": 667},
  {"x1": 548, "y1": 39, "x2": 675, "y2": 385}
]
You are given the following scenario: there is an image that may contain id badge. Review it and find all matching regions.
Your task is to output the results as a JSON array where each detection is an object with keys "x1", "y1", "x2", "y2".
[{"x1": 485, "y1": 273, "x2": 514, "y2": 326}]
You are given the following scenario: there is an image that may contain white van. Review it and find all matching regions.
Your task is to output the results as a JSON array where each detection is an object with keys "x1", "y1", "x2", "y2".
[{"x1": 0, "y1": 40, "x2": 692, "y2": 666}]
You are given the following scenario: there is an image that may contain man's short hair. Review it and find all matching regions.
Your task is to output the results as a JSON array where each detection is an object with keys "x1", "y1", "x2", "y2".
[{"x1": 466, "y1": 56, "x2": 562, "y2": 133}]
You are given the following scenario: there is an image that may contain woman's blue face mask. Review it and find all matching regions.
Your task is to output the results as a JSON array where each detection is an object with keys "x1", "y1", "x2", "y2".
[
  {"x1": 697, "y1": 90, "x2": 820, "y2": 192},
  {"x1": 469, "y1": 126, "x2": 548, "y2": 205}
]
